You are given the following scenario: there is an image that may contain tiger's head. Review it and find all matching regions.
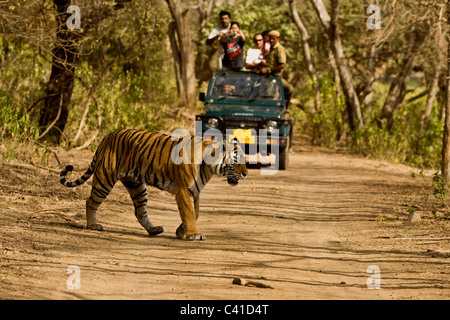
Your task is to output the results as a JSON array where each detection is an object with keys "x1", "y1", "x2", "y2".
[
  {"x1": 223, "y1": 140, "x2": 248, "y2": 186},
  {"x1": 204, "y1": 139, "x2": 248, "y2": 185}
]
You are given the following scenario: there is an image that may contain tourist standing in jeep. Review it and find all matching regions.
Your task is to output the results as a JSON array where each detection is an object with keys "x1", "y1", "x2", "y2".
[
  {"x1": 244, "y1": 33, "x2": 264, "y2": 72},
  {"x1": 258, "y1": 30, "x2": 294, "y2": 109},
  {"x1": 220, "y1": 21, "x2": 246, "y2": 72},
  {"x1": 206, "y1": 10, "x2": 232, "y2": 71}
]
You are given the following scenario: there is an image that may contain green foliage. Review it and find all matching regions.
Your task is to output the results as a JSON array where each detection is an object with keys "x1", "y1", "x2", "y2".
[
  {"x1": 64, "y1": 66, "x2": 175, "y2": 149},
  {"x1": 0, "y1": 96, "x2": 40, "y2": 161},
  {"x1": 99, "y1": 72, "x2": 171, "y2": 132},
  {"x1": 347, "y1": 83, "x2": 443, "y2": 168},
  {"x1": 0, "y1": 39, "x2": 47, "y2": 113},
  {"x1": 1, "y1": 0, "x2": 178, "y2": 154},
  {"x1": 63, "y1": 0, "x2": 177, "y2": 147},
  {"x1": 432, "y1": 171, "x2": 447, "y2": 208},
  {"x1": 295, "y1": 75, "x2": 345, "y2": 147},
  {"x1": 0, "y1": 97, "x2": 39, "y2": 141},
  {"x1": 294, "y1": 77, "x2": 443, "y2": 169}
]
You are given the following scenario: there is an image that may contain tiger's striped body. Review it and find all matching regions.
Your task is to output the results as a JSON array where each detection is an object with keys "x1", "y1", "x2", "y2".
[{"x1": 60, "y1": 129, "x2": 248, "y2": 240}]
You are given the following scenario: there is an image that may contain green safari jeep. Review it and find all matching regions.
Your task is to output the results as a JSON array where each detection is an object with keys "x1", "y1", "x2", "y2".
[{"x1": 196, "y1": 71, "x2": 293, "y2": 170}]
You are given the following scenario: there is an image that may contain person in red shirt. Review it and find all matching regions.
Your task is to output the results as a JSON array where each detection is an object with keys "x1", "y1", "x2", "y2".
[{"x1": 220, "y1": 22, "x2": 246, "y2": 71}]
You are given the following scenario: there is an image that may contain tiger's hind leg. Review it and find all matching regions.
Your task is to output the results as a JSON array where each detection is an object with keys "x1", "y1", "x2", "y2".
[
  {"x1": 86, "y1": 174, "x2": 117, "y2": 231},
  {"x1": 121, "y1": 178, "x2": 164, "y2": 236}
]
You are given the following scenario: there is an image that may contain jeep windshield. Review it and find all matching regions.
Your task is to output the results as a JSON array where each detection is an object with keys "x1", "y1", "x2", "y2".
[{"x1": 209, "y1": 72, "x2": 282, "y2": 102}]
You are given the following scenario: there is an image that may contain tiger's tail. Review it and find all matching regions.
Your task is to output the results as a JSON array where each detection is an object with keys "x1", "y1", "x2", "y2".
[{"x1": 60, "y1": 155, "x2": 97, "y2": 188}]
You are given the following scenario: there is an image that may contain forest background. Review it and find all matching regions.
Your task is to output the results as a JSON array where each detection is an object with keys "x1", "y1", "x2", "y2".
[{"x1": 0, "y1": 0, "x2": 448, "y2": 172}]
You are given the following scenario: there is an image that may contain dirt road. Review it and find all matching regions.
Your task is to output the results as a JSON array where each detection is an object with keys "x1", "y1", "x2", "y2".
[{"x1": 0, "y1": 142, "x2": 448, "y2": 300}]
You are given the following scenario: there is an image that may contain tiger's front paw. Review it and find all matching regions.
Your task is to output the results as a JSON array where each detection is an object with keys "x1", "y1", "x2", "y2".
[
  {"x1": 186, "y1": 234, "x2": 207, "y2": 241},
  {"x1": 176, "y1": 224, "x2": 206, "y2": 241},
  {"x1": 87, "y1": 223, "x2": 104, "y2": 231}
]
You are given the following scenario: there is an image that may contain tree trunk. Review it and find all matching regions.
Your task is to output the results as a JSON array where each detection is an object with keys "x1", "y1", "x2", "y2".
[
  {"x1": 360, "y1": 1, "x2": 379, "y2": 115},
  {"x1": 421, "y1": 41, "x2": 444, "y2": 133},
  {"x1": 421, "y1": 4, "x2": 447, "y2": 133},
  {"x1": 361, "y1": 42, "x2": 377, "y2": 112},
  {"x1": 194, "y1": 0, "x2": 215, "y2": 86},
  {"x1": 379, "y1": 27, "x2": 428, "y2": 131},
  {"x1": 168, "y1": 21, "x2": 182, "y2": 97},
  {"x1": 166, "y1": 0, "x2": 197, "y2": 110},
  {"x1": 39, "y1": 0, "x2": 78, "y2": 145},
  {"x1": 310, "y1": 0, "x2": 363, "y2": 130},
  {"x1": 442, "y1": 2, "x2": 450, "y2": 183},
  {"x1": 289, "y1": 0, "x2": 321, "y2": 112},
  {"x1": 330, "y1": 0, "x2": 363, "y2": 129}
]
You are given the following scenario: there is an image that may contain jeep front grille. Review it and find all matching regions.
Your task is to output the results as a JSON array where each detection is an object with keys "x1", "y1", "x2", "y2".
[{"x1": 223, "y1": 116, "x2": 262, "y2": 131}]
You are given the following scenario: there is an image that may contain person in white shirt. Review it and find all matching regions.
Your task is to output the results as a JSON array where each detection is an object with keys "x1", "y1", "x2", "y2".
[
  {"x1": 245, "y1": 33, "x2": 265, "y2": 72},
  {"x1": 206, "y1": 11, "x2": 232, "y2": 71}
]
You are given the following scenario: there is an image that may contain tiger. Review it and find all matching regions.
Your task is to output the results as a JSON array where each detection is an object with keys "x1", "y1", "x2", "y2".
[{"x1": 59, "y1": 129, "x2": 248, "y2": 241}]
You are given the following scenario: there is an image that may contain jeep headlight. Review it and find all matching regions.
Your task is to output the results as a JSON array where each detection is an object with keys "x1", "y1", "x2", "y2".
[
  {"x1": 206, "y1": 118, "x2": 220, "y2": 129},
  {"x1": 266, "y1": 120, "x2": 279, "y2": 132}
]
